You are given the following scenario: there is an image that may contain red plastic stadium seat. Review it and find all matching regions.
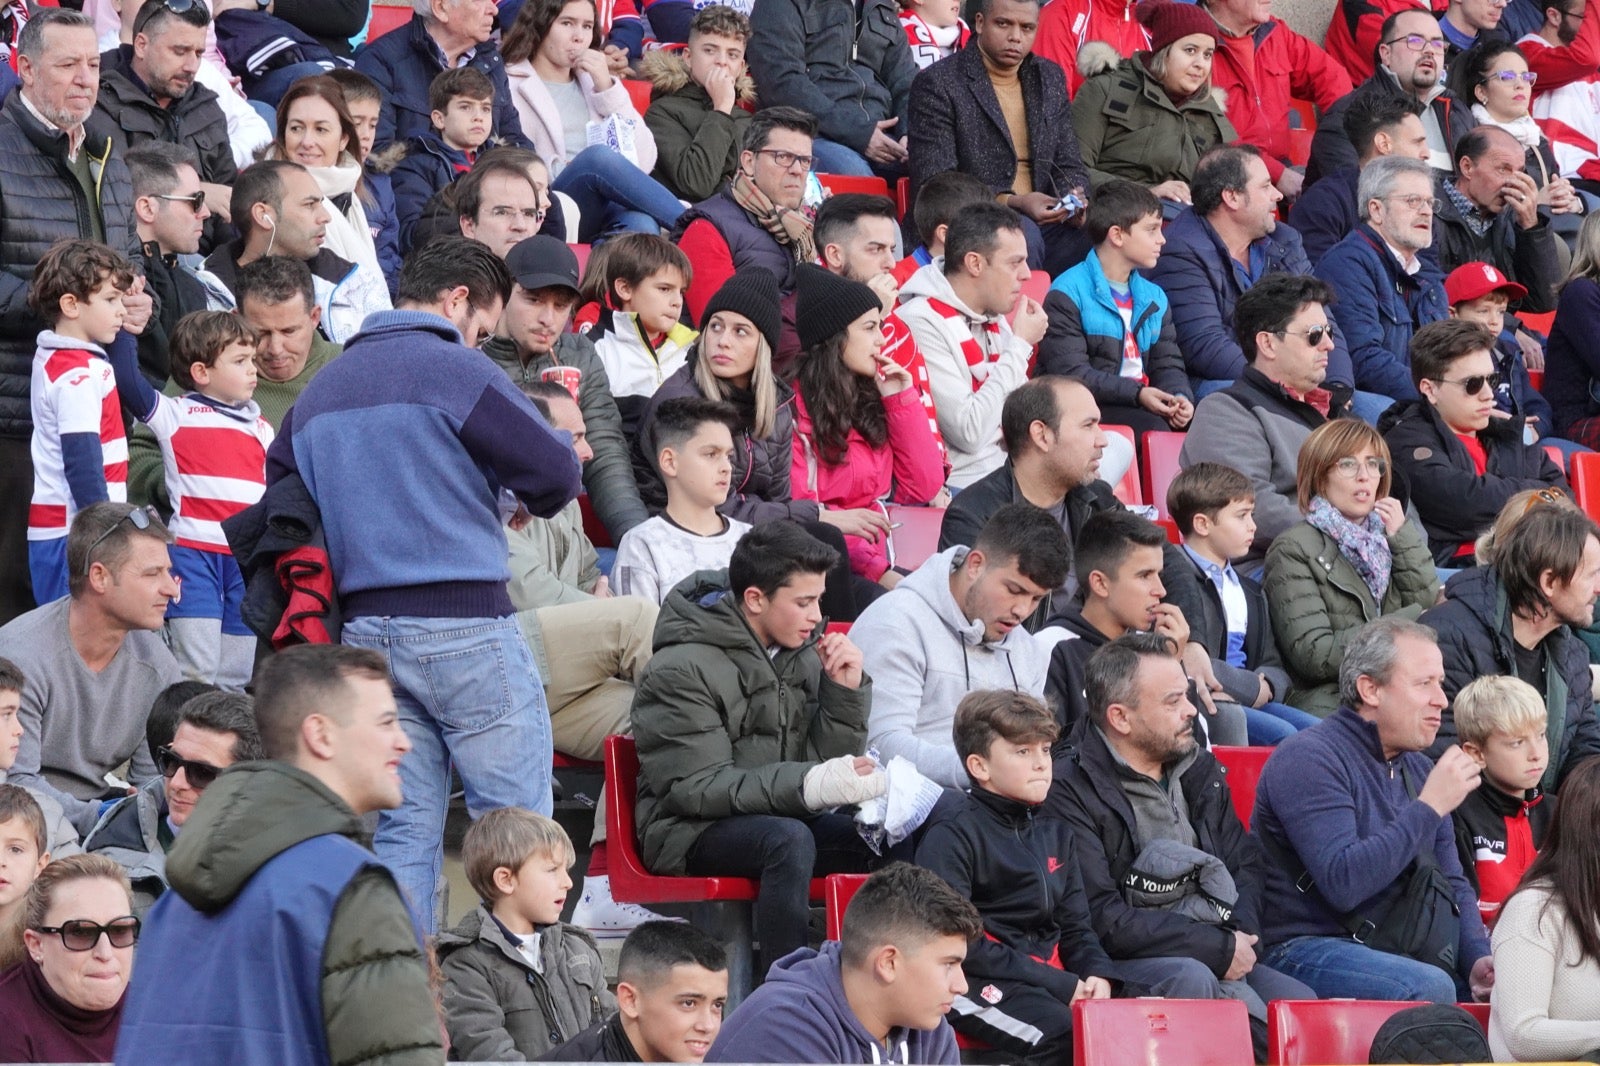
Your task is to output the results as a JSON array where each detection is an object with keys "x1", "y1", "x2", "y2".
[
  {"x1": 1022, "y1": 269, "x2": 1051, "y2": 307},
  {"x1": 1142, "y1": 430, "x2": 1186, "y2": 519},
  {"x1": 1460, "y1": 1001, "x2": 1490, "y2": 1031},
  {"x1": 1075, "y1": 998, "x2": 1251, "y2": 1066},
  {"x1": 576, "y1": 494, "x2": 611, "y2": 548},
  {"x1": 1211, "y1": 746, "x2": 1271, "y2": 829},
  {"x1": 1268, "y1": 999, "x2": 1418, "y2": 1065},
  {"x1": 825, "y1": 621, "x2": 852, "y2": 635},
  {"x1": 552, "y1": 751, "x2": 602, "y2": 770},
  {"x1": 1545, "y1": 444, "x2": 1565, "y2": 472},
  {"x1": 570, "y1": 242, "x2": 592, "y2": 279},
  {"x1": 816, "y1": 174, "x2": 892, "y2": 198},
  {"x1": 1288, "y1": 98, "x2": 1318, "y2": 134},
  {"x1": 886, "y1": 505, "x2": 946, "y2": 571},
  {"x1": 1287, "y1": 128, "x2": 1312, "y2": 167},
  {"x1": 895, "y1": 176, "x2": 911, "y2": 220},
  {"x1": 1103, "y1": 425, "x2": 1142, "y2": 505},
  {"x1": 1572, "y1": 452, "x2": 1600, "y2": 521},
  {"x1": 366, "y1": 3, "x2": 410, "y2": 43},
  {"x1": 823, "y1": 873, "x2": 868, "y2": 939},
  {"x1": 623, "y1": 78, "x2": 653, "y2": 116},
  {"x1": 1528, "y1": 367, "x2": 1545, "y2": 393}
]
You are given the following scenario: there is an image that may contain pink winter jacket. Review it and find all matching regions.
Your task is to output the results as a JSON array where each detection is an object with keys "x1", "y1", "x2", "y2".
[{"x1": 791, "y1": 385, "x2": 945, "y2": 580}]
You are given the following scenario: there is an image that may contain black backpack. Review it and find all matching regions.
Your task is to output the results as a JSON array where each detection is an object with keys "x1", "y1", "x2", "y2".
[{"x1": 1368, "y1": 1004, "x2": 1490, "y2": 1064}]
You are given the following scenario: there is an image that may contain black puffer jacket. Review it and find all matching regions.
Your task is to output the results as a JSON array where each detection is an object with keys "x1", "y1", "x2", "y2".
[
  {"x1": 1420, "y1": 565, "x2": 1600, "y2": 791},
  {"x1": 0, "y1": 97, "x2": 140, "y2": 439},
  {"x1": 1044, "y1": 716, "x2": 1263, "y2": 977},
  {"x1": 1379, "y1": 398, "x2": 1566, "y2": 566},
  {"x1": 631, "y1": 355, "x2": 820, "y2": 526}
]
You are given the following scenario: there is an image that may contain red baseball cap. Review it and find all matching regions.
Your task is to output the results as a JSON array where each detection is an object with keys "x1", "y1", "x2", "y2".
[{"x1": 1444, "y1": 261, "x2": 1528, "y2": 306}]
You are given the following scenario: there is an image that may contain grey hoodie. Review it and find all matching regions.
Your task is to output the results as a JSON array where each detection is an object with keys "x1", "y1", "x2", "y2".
[
  {"x1": 707, "y1": 942, "x2": 959, "y2": 1065},
  {"x1": 855, "y1": 546, "x2": 1050, "y2": 788}
]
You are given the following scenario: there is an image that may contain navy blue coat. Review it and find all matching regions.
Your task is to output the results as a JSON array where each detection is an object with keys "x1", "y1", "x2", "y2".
[
  {"x1": 1288, "y1": 166, "x2": 1357, "y2": 267},
  {"x1": 361, "y1": 169, "x2": 402, "y2": 297},
  {"x1": 390, "y1": 133, "x2": 472, "y2": 251},
  {"x1": 354, "y1": 14, "x2": 530, "y2": 151},
  {"x1": 1315, "y1": 222, "x2": 1449, "y2": 402},
  {"x1": 1147, "y1": 208, "x2": 1355, "y2": 390}
]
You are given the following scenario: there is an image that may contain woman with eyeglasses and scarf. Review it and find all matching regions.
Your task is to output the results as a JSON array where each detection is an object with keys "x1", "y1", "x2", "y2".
[
  {"x1": 0, "y1": 855, "x2": 136, "y2": 1063},
  {"x1": 1379, "y1": 319, "x2": 1568, "y2": 567},
  {"x1": 1263, "y1": 419, "x2": 1440, "y2": 716}
]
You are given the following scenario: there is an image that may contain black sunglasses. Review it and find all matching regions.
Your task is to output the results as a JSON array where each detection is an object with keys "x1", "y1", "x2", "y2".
[
  {"x1": 33, "y1": 916, "x2": 141, "y2": 951},
  {"x1": 133, "y1": 0, "x2": 204, "y2": 35},
  {"x1": 1436, "y1": 372, "x2": 1501, "y2": 395},
  {"x1": 80, "y1": 507, "x2": 154, "y2": 578},
  {"x1": 1277, "y1": 324, "x2": 1333, "y2": 347},
  {"x1": 157, "y1": 745, "x2": 223, "y2": 791},
  {"x1": 154, "y1": 191, "x2": 207, "y2": 212}
]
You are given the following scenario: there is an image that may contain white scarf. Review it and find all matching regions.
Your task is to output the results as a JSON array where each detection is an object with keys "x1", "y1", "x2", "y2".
[{"x1": 1472, "y1": 104, "x2": 1544, "y2": 149}]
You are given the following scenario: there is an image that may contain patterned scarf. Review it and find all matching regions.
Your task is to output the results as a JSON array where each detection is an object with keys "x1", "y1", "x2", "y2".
[
  {"x1": 924, "y1": 298, "x2": 1006, "y2": 392},
  {"x1": 1306, "y1": 494, "x2": 1393, "y2": 605},
  {"x1": 730, "y1": 172, "x2": 816, "y2": 263}
]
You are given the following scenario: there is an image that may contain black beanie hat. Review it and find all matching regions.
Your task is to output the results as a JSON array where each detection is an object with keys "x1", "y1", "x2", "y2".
[
  {"x1": 701, "y1": 268, "x2": 783, "y2": 353},
  {"x1": 795, "y1": 263, "x2": 883, "y2": 351}
]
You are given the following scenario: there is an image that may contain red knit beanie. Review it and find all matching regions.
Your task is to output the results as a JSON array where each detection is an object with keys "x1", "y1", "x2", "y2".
[{"x1": 1136, "y1": 0, "x2": 1219, "y2": 54}]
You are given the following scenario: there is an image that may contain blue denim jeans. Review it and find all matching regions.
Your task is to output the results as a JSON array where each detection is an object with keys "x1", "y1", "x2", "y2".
[
  {"x1": 1247, "y1": 700, "x2": 1321, "y2": 744},
  {"x1": 553, "y1": 145, "x2": 685, "y2": 242},
  {"x1": 344, "y1": 614, "x2": 553, "y2": 934},
  {"x1": 1262, "y1": 935, "x2": 1459, "y2": 1003},
  {"x1": 810, "y1": 137, "x2": 875, "y2": 177}
]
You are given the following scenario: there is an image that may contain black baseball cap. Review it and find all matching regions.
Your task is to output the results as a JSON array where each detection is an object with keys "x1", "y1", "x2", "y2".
[{"x1": 505, "y1": 235, "x2": 580, "y2": 293}]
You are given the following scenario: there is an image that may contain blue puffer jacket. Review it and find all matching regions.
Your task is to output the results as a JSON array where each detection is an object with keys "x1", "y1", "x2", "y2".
[
  {"x1": 1315, "y1": 223, "x2": 1448, "y2": 402},
  {"x1": 1147, "y1": 208, "x2": 1355, "y2": 391},
  {"x1": 361, "y1": 167, "x2": 402, "y2": 297},
  {"x1": 390, "y1": 133, "x2": 471, "y2": 250},
  {"x1": 354, "y1": 14, "x2": 531, "y2": 150}
]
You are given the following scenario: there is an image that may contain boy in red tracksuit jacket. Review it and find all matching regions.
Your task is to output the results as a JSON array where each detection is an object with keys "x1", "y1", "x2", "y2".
[{"x1": 1450, "y1": 675, "x2": 1553, "y2": 928}]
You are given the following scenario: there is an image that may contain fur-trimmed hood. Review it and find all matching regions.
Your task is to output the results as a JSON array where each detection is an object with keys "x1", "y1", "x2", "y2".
[{"x1": 638, "y1": 47, "x2": 757, "y2": 104}]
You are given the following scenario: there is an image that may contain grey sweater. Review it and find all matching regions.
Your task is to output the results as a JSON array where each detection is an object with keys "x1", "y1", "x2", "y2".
[{"x1": 0, "y1": 598, "x2": 181, "y2": 836}]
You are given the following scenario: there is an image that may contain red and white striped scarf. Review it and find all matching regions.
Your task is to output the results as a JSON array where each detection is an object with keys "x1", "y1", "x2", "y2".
[{"x1": 924, "y1": 298, "x2": 1005, "y2": 393}]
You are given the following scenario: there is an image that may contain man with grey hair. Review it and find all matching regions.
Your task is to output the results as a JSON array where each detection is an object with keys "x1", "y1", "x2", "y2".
[
  {"x1": 1315, "y1": 155, "x2": 1449, "y2": 406},
  {"x1": 354, "y1": 0, "x2": 531, "y2": 150},
  {"x1": 1252, "y1": 616, "x2": 1493, "y2": 1004},
  {"x1": 0, "y1": 8, "x2": 147, "y2": 625}
]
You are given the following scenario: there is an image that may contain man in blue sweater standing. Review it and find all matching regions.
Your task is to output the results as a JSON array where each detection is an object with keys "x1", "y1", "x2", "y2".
[
  {"x1": 265, "y1": 236, "x2": 583, "y2": 933},
  {"x1": 1252, "y1": 616, "x2": 1494, "y2": 1004}
]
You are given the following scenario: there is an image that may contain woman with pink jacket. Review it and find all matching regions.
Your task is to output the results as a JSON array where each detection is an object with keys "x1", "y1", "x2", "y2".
[{"x1": 791, "y1": 264, "x2": 946, "y2": 584}]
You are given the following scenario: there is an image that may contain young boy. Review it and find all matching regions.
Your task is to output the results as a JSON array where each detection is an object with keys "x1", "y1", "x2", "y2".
[
  {"x1": 549, "y1": 921, "x2": 730, "y2": 1062},
  {"x1": 0, "y1": 785, "x2": 48, "y2": 932},
  {"x1": 614, "y1": 397, "x2": 750, "y2": 604},
  {"x1": 439, "y1": 806, "x2": 618, "y2": 1061},
  {"x1": 1167, "y1": 462, "x2": 1316, "y2": 739},
  {"x1": 708, "y1": 863, "x2": 981, "y2": 1064},
  {"x1": 1038, "y1": 179, "x2": 1193, "y2": 441},
  {"x1": 913, "y1": 690, "x2": 1118, "y2": 1063},
  {"x1": 588, "y1": 234, "x2": 698, "y2": 436},
  {"x1": 108, "y1": 310, "x2": 272, "y2": 690},
  {"x1": 1450, "y1": 674, "x2": 1551, "y2": 928},
  {"x1": 899, "y1": 0, "x2": 970, "y2": 69},
  {"x1": 0, "y1": 657, "x2": 76, "y2": 860},
  {"x1": 1445, "y1": 261, "x2": 1555, "y2": 438},
  {"x1": 639, "y1": 5, "x2": 754, "y2": 204},
  {"x1": 392, "y1": 67, "x2": 497, "y2": 247},
  {"x1": 1045, "y1": 510, "x2": 1251, "y2": 744},
  {"x1": 26, "y1": 240, "x2": 135, "y2": 605},
  {"x1": 894, "y1": 170, "x2": 990, "y2": 285},
  {"x1": 327, "y1": 67, "x2": 403, "y2": 293}
]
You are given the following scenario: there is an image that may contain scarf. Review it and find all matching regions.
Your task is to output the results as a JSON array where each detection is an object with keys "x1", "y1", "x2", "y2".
[
  {"x1": 923, "y1": 297, "x2": 1005, "y2": 392},
  {"x1": 730, "y1": 171, "x2": 816, "y2": 263},
  {"x1": 1306, "y1": 494, "x2": 1392, "y2": 605},
  {"x1": 1472, "y1": 104, "x2": 1544, "y2": 149}
]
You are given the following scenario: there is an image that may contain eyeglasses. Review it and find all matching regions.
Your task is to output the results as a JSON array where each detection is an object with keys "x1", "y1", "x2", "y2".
[
  {"x1": 1385, "y1": 193, "x2": 1445, "y2": 213},
  {"x1": 488, "y1": 205, "x2": 545, "y2": 225},
  {"x1": 32, "y1": 917, "x2": 141, "y2": 952},
  {"x1": 1277, "y1": 324, "x2": 1333, "y2": 346},
  {"x1": 1382, "y1": 33, "x2": 1447, "y2": 51},
  {"x1": 1435, "y1": 372, "x2": 1501, "y2": 394},
  {"x1": 155, "y1": 191, "x2": 207, "y2": 212},
  {"x1": 157, "y1": 745, "x2": 224, "y2": 791},
  {"x1": 80, "y1": 507, "x2": 154, "y2": 578},
  {"x1": 755, "y1": 148, "x2": 814, "y2": 172},
  {"x1": 1483, "y1": 70, "x2": 1538, "y2": 85},
  {"x1": 133, "y1": 0, "x2": 204, "y2": 35},
  {"x1": 1332, "y1": 456, "x2": 1388, "y2": 479}
]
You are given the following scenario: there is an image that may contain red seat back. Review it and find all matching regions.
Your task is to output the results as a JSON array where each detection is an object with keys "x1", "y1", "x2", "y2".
[
  {"x1": 886, "y1": 505, "x2": 947, "y2": 572},
  {"x1": 824, "y1": 873, "x2": 868, "y2": 939},
  {"x1": 366, "y1": 3, "x2": 410, "y2": 42},
  {"x1": 1211, "y1": 746, "x2": 1271, "y2": 829},
  {"x1": 1267, "y1": 999, "x2": 1417, "y2": 1065},
  {"x1": 1075, "y1": 998, "x2": 1251, "y2": 1066},
  {"x1": 1572, "y1": 452, "x2": 1600, "y2": 521},
  {"x1": 1142, "y1": 430, "x2": 1187, "y2": 519},
  {"x1": 816, "y1": 174, "x2": 892, "y2": 198},
  {"x1": 622, "y1": 78, "x2": 653, "y2": 116},
  {"x1": 1103, "y1": 424, "x2": 1143, "y2": 505},
  {"x1": 571, "y1": 242, "x2": 593, "y2": 280}
]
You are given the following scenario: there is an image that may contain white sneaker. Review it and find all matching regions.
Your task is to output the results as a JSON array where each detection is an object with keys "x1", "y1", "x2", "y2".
[{"x1": 571, "y1": 875, "x2": 684, "y2": 938}]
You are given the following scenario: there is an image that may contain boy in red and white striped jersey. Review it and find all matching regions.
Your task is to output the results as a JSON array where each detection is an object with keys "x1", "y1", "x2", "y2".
[
  {"x1": 110, "y1": 311, "x2": 271, "y2": 690},
  {"x1": 26, "y1": 241, "x2": 136, "y2": 607}
]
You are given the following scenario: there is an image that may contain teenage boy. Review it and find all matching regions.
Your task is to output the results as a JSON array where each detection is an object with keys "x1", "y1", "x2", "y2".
[
  {"x1": 26, "y1": 241, "x2": 136, "y2": 605},
  {"x1": 1038, "y1": 180, "x2": 1193, "y2": 439},
  {"x1": 893, "y1": 169, "x2": 990, "y2": 285},
  {"x1": 708, "y1": 862, "x2": 981, "y2": 1064},
  {"x1": 589, "y1": 235, "x2": 697, "y2": 437},
  {"x1": 1380, "y1": 319, "x2": 1566, "y2": 567},
  {"x1": 109, "y1": 311, "x2": 273, "y2": 690},
  {"x1": 1165, "y1": 463, "x2": 1318, "y2": 738},
  {"x1": 392, "y1": 67, "x2": 497, "y2": 247},
  {"x1": 641, "y1": 5, "x2": 755, "y2": 204},
  {"x1": 439, "y1": 806, "x2": 616, "y2": 1061},
  {"x1": 615, "y1": 398, "x2": 749, "y2": 604},
  {"x1": 0, "y1": 657, "x2": 76, "y2": 858},
  {"x1": 0, "y1": 785, "x2": 48, "y2": 932},
  {"x1": 914, "y1": 690, "x2": 1118, "y2": 1064},
  {"x1": 1445, "y1": 262, "x2": 1556, "y2": 439},
  {"x1": 631, "y1": 521, "x2": 888, "y2": 980},
  {"x1": 1045, "y1": 511, "x2": 1250, "y2": 745},
  {"x1": 898, "y1": 0, "x2": 969, "y2": 68},
  {"x1": 549, "y1": 921, "x2": 730, "y2": 1063},
  {"x1": 1451, "y1": 675, "x2": 1551, "y2": 928}
]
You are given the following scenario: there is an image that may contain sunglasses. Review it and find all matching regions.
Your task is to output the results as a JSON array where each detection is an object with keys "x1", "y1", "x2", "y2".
[
  {"x1": 1436, "y1": 372, "x2": 1501, "y2": 395},
  {"x1": 154, "y1": 191, "x2": 207, "y2": 212},
  {"x1": 33, "y1": 917, "x2": 140, "y2": 952},
  {"x1": 1522, "y1": 487, "x2": 1569, "y2": 514},
  {"x1": 133, "y1": 0, "x2": 204, "y2": 35},
  {"x1": 1278, "y1": 324, "x2": 1332, "y2": 347},
  {"x1": 157, "y1": 745, "x2": 224, "y2": 791},
  {"x1": 80, "y1": 507, "x2": 154, "y2": 578}
]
